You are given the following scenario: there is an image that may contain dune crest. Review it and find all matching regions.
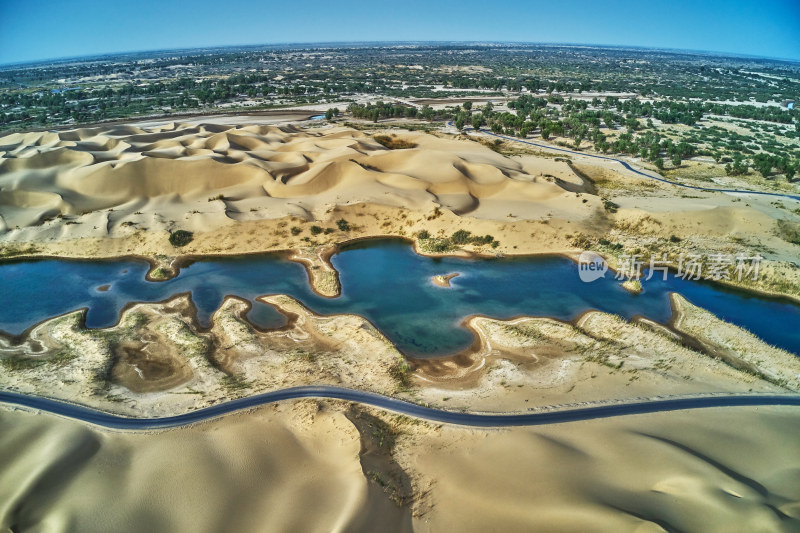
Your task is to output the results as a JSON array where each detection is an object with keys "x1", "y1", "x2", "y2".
[{"x1": 0, "y1": 123, "x2": 591, "y2": 236}]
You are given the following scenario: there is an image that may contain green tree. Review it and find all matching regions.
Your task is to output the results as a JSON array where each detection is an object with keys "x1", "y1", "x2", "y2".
[
  {"x1": 471, "y1": 113, "x2": 484, "y2": 130},
  {"x1": 655, "y1": 158, "x2": 665, "y2": 170},
  {"x1": 420, "y1": 105, "x2": 434, "y2": 120},
  {"x1": 671, "y1": 154, "x2": 682, "y2": 167}
]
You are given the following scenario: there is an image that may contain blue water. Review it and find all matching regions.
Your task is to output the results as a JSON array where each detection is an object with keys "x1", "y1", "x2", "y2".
[{"x1": 1, "y1": 239, "x2": 798, "y2": 357}]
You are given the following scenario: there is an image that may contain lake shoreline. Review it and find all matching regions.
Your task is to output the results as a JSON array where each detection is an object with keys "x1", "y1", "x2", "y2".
[
  {"x1": 2, "y1": 238, "x2": 799, "y2": 358},
  {"x1": 3, "y1": 232, "x2": 798, "y2": 308}
]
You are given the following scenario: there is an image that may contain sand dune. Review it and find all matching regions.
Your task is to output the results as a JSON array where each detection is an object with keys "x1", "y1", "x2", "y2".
[
  {"x1": 405, "y1": 406, "x2": 800, "y2": 532},
  {"x1": 0, "y1": 402, "x2": 410, "y2": 533},
  {"x1": 1, "y1": 402, "x2": 797, "y2": 532},
  {"x1": 0, "y1": 123, "x2": 590, "y2": 238}
]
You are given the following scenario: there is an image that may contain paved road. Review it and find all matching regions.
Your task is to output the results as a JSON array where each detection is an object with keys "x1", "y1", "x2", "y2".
[
  {"x1": 449, "y1": 121, "x2": 800, "y2": 202},
  {"x1": 1, "y1": 387, "x2": 799, "y2": 430}
]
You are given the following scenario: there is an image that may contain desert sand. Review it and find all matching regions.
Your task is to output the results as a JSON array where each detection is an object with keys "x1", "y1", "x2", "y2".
[
  {"x1": 0, "y1": 122, "x2": 594, "y2": 239},
  {"x1": 2, "y1": 119, "x2": 800, "y2": 531},
  {"x1": 1, "y1": 401, "x2": 798, "y2": 532}
]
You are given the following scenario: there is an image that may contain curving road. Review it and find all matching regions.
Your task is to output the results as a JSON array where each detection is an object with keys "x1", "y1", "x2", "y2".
[
  {"x1": 1, "y1": 387, "x2": 799, "y2": 430},
  {"x1": 449, "y1": 121, "x2": 800, "y2": 202}
]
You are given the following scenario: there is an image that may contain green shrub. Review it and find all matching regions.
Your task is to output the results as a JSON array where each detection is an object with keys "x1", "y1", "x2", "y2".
[
  {"x1": 602, "y1": 198, "x2": 619, "y2": 213},
  {"x1": 451, "y1": 229, "x2": 472, "y2": 244},
  {"x1": 417, "y1": 229, "x2": 430, "y2": 239},
  {"x1": 169, "y1": 230, "x2": 194, "y2": 247},
  {"x1": 310, "y1": 225, "x2": 323, "y2": 235},
  {"x1": 290, "y1": 226, "x2": 302, "y2": 236},
  {"x1": 337, "y1": 218, "x2": 351, "y2": 231}
]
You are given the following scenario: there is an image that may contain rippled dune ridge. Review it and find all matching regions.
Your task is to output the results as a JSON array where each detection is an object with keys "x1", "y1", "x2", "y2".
[{"x1": 0, "y1": 122, "x2": 590, "y2": 234}]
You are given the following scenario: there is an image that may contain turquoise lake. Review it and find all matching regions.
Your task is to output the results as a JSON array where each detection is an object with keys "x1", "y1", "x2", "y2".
[{"x1": 1, "y1": 239, "x2": 798, "y2": 357}]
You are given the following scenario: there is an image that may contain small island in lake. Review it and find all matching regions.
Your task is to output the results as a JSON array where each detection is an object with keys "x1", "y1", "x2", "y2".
[{"x1": 432, "y1": 273, "x2": 460, "y2": 287}]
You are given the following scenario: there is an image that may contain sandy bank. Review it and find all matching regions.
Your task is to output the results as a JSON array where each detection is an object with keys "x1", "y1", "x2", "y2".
[
  {"x1": 1, "y1": 288, "x2": 795, "y2": 419},
  {"x1": 670, "y1": 293, "x2": 800, "y2": 389}
]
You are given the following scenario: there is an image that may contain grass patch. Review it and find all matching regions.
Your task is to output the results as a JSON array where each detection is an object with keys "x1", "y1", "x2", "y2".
[
  {"x1": 0, "y1": 356, "x2": 46, "y2": 371},
  {"x1": 418, "y1": 237, "x2": 454, "y2": 253},
  {"x1": 149, "y1": 267, "x2": 171, "y2": 280},
  {"x1": 374, "y1": 135, "x2": 417, "y2": 150},
  {"x1": 288, "y1": 349, "x2": 318, "y2": 363},
  {"x1": 91, "y1": 356, "x2": 116, "y2": 390},
  {"x1": 0, "y1": 348, "x2": 77, "y2": 371},
  {"x1": 221, "y1": 374, "x2": 251, "y2": 393},
  {"x1": 502, "y1": 323, "x2": 547, "y2": 342},
  {"x1": 776, "y1": 219, "x2": 800, "y2": 245},
  {"x1": 388, "y1": 359, "x2": 412, "y2": 390},
  {"x1": 0, "y1": 245, "x2": 40, "y2": 258}
]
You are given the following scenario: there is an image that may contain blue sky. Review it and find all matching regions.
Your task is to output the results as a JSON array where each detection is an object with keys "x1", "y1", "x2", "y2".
[{"x1": 1, "y1": 0, "x2": 799, "y2": 65}]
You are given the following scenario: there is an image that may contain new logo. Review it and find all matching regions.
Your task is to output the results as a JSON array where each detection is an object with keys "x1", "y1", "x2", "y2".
[{"x1": 577, "y1": 251, "x2": 608, "y2": 282}]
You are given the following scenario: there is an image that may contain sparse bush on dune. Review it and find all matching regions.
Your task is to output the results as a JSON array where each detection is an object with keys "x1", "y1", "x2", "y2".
[{"x1": 374, "y1": 135, "x2": 417, "y2": 150}]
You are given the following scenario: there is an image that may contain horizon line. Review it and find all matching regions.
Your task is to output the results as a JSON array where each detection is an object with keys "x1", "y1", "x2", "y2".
[{"x1": 2, "y1": 40, "x2": 799, "y2": 69}]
